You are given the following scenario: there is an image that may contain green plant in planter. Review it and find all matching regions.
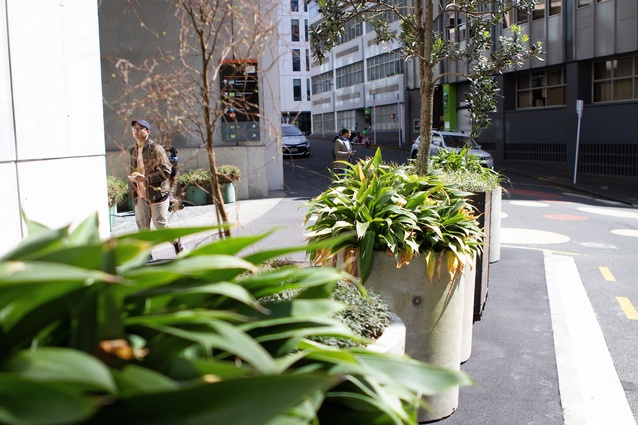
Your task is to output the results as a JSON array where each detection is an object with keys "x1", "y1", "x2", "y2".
[
  {"x1": 0, "y1": 216, "x2": 471, "y2": 424},
  {"x1": 305, "y1": 149, "x2": 484, "y2": 283},
  {"x1": 258, "y1": 259, "x2": 391, "y2": 349},
  {"x1": 106, "y1": 175, "x2": 128, "y2": 208},
  {"x1": 216, "y1": 163, "x2": 241, "y2": 184},
  {"x1": 428, "y1": 148, "x2": 509, "y2": 193},
  {"x1": 177, "y1": 167, "x2": 212, "y2": 189}
]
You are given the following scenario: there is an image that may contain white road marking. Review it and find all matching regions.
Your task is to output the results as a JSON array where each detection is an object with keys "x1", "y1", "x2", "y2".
[
  {"x1": 577, "y1": 207, "x2": 638, "y2": 220},
  {"x1": 501, "y1": 228, "x2": 570, "y2": 244},
  {"x1": 544, "y1": 252, "x2": 636, "y2": 425},
  {"x1": 612, "y1": 229, "x2": 638, "y2": 238},
  {"x1": 510, "y1": 200, "x2": 550, "y2": 207}
]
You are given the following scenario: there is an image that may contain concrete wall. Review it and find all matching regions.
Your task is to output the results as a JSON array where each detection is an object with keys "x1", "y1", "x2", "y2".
[{"x1": 0, "y1": 0, "x2": 109, "y2": 255}]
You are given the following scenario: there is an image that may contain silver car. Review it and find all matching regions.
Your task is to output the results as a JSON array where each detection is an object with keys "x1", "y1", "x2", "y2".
[
  {"x1": 282, "y1": 124, "x2": 310, "y2": 157},
  {"x1": 410, "y1": 130, "x2": 494, "y2": 169}
]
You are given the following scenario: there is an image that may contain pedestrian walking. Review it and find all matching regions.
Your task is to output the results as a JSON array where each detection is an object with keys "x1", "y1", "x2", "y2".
[{"x1": 128, "y1": 119, "x2": 184, "y2": 258}]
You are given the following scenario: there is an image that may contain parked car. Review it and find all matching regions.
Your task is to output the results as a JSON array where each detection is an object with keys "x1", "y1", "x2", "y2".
[
  {"x1": 282, "y1": 124, "x2": 310, "y2": 157},
  {"x1": 410, "y1": 130, "x2": 494, "y2": 168}
]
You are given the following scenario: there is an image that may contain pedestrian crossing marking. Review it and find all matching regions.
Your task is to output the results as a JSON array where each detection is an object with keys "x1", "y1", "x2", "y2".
[
  {"x1": 616, "y1": 297, "x2": 638, "y2": 320},
  {"x1": 599, "y1": 266, "x2": 616, "y2": 282}
]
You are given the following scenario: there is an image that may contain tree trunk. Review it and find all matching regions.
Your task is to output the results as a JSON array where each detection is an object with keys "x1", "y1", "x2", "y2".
[
  {"x1": 416, "y1": 0, "x2": 434, "y2": 175},
  {"x1": 199, "y1": 25, "x2": 231, "y2": 238}
]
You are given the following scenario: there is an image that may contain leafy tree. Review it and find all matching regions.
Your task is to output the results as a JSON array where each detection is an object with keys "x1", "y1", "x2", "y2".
[
  {"x1": 310, "y1": 0, "x2": 542, "y2": 174},
  {"x1": 102, "y1": 0, "x2": 279, "y2": 237}
]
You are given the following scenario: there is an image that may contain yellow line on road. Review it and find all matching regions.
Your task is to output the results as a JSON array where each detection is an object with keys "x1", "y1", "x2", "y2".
[
  {"x1": 599, "y1": 266, "x2": 616, "y2": 282},
  {"x1": 549, "y1": 250, "x2": 584, "y2": 256},
  {"x1": 616, "y1": 297, "x2": 638, "y2": 320}
]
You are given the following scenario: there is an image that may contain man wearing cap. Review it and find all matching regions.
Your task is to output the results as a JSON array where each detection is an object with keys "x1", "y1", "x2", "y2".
[{"x1": 128, "y1": 119, "x2": 184, "y2": 257}]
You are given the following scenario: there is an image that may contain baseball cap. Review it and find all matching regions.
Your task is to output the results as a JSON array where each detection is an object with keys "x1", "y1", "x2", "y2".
[{"x1": 131, "y1": 119, "x2": 151, "y2": 132}]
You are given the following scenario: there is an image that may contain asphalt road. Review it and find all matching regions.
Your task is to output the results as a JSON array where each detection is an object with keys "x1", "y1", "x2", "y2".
[
  {"x1": 284, "y1": 138, "x2": 638, "y2": 424},
  {"x1": 499, "y1": 174, "x2": 638, "y2": 423}
]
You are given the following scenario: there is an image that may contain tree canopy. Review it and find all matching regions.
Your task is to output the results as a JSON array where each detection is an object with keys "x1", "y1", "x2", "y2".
[{"x1": 310, "y1": 0, "x2": 542, "y2": 173}]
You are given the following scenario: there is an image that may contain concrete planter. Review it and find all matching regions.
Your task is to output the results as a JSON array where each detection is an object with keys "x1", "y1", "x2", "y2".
[
  {"x1": 366, "y1": 313, "x2": 406, "y2": 355},
  {"x1": 184, "y1": 185, "x2": 209, "y2": 206},
  {"x1": 364, "y1": 251, "x2": 465, "y2": 422},
  {"x1": 489, "y1": 186, "x2": 502, "y2": 263},
  {"x1": 221, "y1": 182, "x2": 236, "y2": 204},
  {"x1": 468, "y1": 190, "x2": 492, "y2": 321},
  {"x1": 108, "y1": 204, "x2": 117, "y2": 230},
  {"x1": 461, "y1": 256, "x2": 477, "y2": 363}
]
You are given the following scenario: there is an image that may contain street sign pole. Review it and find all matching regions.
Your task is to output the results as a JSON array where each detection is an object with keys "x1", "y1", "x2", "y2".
[
  {"x1": 373, "y1": 93, "x2": 376, "y2": 145},
  {"x1": 574, "y1": 99, "x2": 584, "y2": 184}
]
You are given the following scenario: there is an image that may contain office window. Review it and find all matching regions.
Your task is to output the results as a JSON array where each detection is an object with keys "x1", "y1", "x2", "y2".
[
  {"x1": 367, "y1": 50, "x2": 404, "y2": 81},
  {"x1": 504, "y1": 1, "x2": 531, "y2": 27},
  {"x1": 445, "y1": 12, "x2": 467, "y2": 42},
  {"x1": 337, "y1": 21, "x2": 363, "y2": 45},
  {"x1": 291, "y1": 0, "x2": 298, "y2": 12},
  {"x1": 292, "y1": 49, "x2": 301, "y2": 72},
  {"x1": 550, "y1": 0, "x2": 561, "y2": 15},
  {"x1": 309, "y1": 1, "x2": 319, "y2": 19},
  {"x1": 371, "y1": 104, "x2": 399, "y2": 130},
  {"x1": 307, "y1": 79, "x2": 311, "y2": 100},
  {"x1": 336, "y1": 62, "x2": 364, "y2": 89},
  {"x1": 376, "y1": 0, "x2": 406, "y2": 24},
  {"x1": 291, "y1": 19, "x2": 300, "y2": 42},
  {"x1": 312, "y1": 71, "x2": 333, "y2": 95},
  {"x1": 305, "y1": 49, "x2": 310, "y2": 72},
  {"x1": 304, "y1": 1, "x2": 307, "y2": 12},
  {"x1": 337, "y1": 110, "x2": 356, "y2": 132},
  {"x1": 293, "y1": 79, "x2": 302, "y2": 101},
  {"x1": 533, "y1": 1, "x2": 545, "y2": 20},
  {"x1": 304, "y1": 19, "x2": 308, "y2": 41},
  {"x1": 516, "y1": 68, "x2": 566, "y2": 108},
  {"x1": 516, "y1": 6, "x2": 528, "y2": 23},
  {"x1": 593, "y1": 56, "x2": 637, "y2": 102}
]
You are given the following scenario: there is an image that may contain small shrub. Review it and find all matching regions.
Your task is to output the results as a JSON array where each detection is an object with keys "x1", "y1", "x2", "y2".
[
  {"x1": 314, "y1": 281, "x2": 391, "y2": 349},
  {"x1": 177, "y1": 168, "x2": 212, "y2": 188},
  {"x1": 216, "y1": 164, "x2": 241, "y2": 184},
  {"x1": 256, "y1": 258, "x2": 391, "y2": 349},
  {"x1": 106, "y1": 175, "x2": 128, "y2": 207}
]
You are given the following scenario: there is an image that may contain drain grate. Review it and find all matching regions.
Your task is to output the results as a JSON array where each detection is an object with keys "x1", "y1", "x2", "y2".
[
  {"x1": 579, "y1": 144, "x2": 638, "y2": 177},
  {"x1": 505, "y1": 143, "x2": 567, "y2": 162}
]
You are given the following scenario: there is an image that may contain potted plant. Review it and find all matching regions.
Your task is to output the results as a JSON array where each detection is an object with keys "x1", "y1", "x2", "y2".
[
  {"x1": 106, "y1": 175, "x2": 128, "y2": 229},
  {"x1": 177, "y1": 168, "x2": 212, "y2": 206},
  {"x1": 0, "y1": 215, "x2": 472, "y2": 424},
  {"x1": 305, "y1": 149, "x2": 483, "y2": 421},
  {"x1": 215, "y1": 164, "x2": 241, "y2": 204}
]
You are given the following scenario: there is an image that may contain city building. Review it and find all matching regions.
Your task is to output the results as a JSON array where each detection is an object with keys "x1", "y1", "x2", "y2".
[
  {"x1": 1, "y1": 1, "x2": 110, "y2": 255},
  {"x1": 309, "y1": 1, "x2": 638, "y2": 177},
  {"x1": 278, "y1": 0, "x2": 313, "y2": 132}
]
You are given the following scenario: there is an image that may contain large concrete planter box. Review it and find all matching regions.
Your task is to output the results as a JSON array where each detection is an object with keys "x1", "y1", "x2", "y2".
[
  {"x1": 468, "y1": 190, "x2": 492, "y2": 321},
  {"x1": 364, "y1": 251, "x2": 465, "y2": 422},
  {"x1": 461, "y1": 255, "x2": 477, "y2": 364},
  {"x1": 489, "y1": 186, "x2": 503, "y2": 263}
]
